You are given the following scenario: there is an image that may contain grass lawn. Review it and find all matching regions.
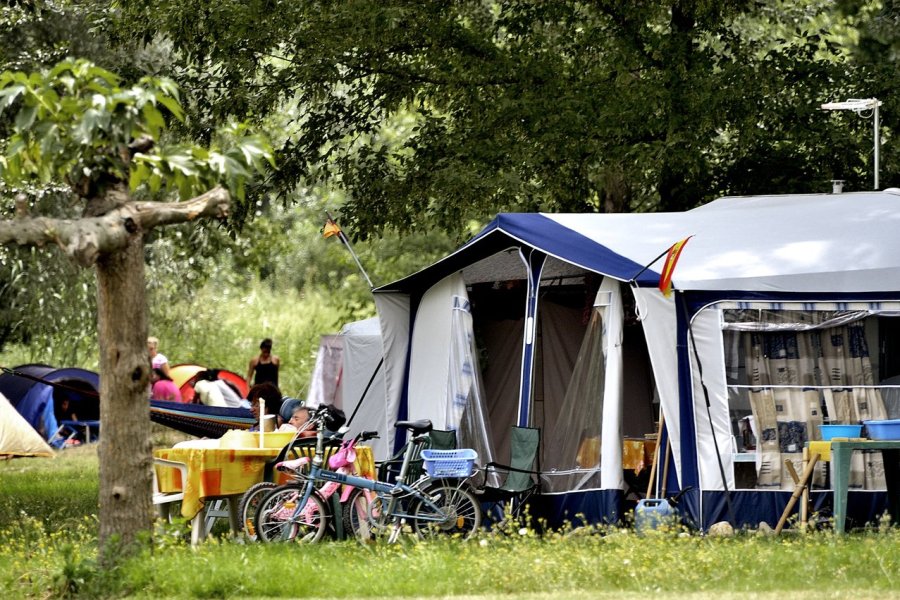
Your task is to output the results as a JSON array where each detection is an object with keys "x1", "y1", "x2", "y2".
[{"x1": 1, "y1": 445, "x2": 898, "y2": 599}]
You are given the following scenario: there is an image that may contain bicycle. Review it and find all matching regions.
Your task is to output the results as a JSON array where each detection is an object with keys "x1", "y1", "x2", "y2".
[{"x1": 254, "y1": 406, "x2": 482, "y2": 543}]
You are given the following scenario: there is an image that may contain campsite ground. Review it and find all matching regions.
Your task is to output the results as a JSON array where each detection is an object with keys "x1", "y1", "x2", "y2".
[{"x1": 1, "y1": 446, "x2": 898, "y2": 599}]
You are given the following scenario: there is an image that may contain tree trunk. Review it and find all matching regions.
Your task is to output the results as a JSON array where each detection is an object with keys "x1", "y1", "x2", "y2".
[{"x1": 96, "y1": 217, "x2": 152, "y2": 560}]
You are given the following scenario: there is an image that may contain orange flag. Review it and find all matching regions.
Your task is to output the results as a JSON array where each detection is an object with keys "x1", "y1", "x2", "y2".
[
  {"x1": 323, "y1": 219, "x2": 341, "y2": 239},
  {"x1": 658, "y1": 236, "x2": 693, "y2": 297}
]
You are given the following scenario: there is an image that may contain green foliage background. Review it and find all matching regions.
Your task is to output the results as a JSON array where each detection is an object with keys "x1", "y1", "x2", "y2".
[
  {"x1": 3, "y1": 0, "x2": 900, "y2": 394},
  {"x1": 0, "y1": 197, "x2": 456, "y2": 394}
]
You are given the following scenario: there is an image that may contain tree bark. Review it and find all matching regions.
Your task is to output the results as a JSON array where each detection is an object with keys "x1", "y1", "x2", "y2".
[
  {"x1": 0, "y1": 184, "x2": 231, "y2": 561},
  {"x1": 96, "y1": 213, "x2": 152, "y2": 559}
]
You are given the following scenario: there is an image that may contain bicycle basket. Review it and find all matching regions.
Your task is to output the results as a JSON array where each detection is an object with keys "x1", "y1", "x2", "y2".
[{"x1": 420, "y1": 448, "x2": 478, "y2": 478}]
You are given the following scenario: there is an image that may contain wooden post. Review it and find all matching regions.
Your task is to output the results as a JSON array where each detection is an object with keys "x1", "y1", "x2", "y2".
[
  {"x1": 775, "y1": 453, "x2": 820, "y2": 534},
  {"x1": 801, "y1": 448, "x2": 810, "y2": 532},
  {"x1": 646, "y1": 412, "x2": 665, "y2": 499}
]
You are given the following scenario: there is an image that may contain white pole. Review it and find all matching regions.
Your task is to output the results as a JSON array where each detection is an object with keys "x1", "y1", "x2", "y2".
[{"x1": 874, "y1": 100, "x2": 880, "y2": 190}]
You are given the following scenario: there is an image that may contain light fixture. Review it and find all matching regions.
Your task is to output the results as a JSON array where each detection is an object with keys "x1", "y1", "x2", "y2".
[{"x1": 820, "y1": 98, "x2": 882, "y2": 190}]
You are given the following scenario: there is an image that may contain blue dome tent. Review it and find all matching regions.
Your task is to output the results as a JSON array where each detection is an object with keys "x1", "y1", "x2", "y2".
[{"x1": 0, "y1": 364, "x2": 100, "y2": 443}]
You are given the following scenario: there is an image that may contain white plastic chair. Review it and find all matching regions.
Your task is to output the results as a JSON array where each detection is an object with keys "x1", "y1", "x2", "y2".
[{"x1": 152, "y1": 457, "x2": 188, "y2": 522}]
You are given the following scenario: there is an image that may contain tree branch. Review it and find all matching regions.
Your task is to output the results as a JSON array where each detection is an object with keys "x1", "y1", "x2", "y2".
[{"x1": 0, "y1": 186, "x2": 230, "y2": 268}]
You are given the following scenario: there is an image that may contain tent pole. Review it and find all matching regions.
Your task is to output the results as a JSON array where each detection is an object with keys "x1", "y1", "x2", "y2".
[
  {"x1": 325, "y1": 211, "x2": 375, "y2": 289},
  {"x1": 680, "y1": 296, "x2": 737, "y2": 526}
]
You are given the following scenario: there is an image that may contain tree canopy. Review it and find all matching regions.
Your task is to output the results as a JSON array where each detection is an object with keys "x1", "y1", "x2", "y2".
[{"x1": 113, "y1": 0, "x2": 896, "y2": 239}]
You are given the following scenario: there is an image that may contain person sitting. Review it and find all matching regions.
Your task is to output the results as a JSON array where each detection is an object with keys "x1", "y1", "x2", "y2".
[
  {"x1": 193, "y1": 378, "x2": 225, "y2": 407},
  {"x1": 150, "y1": 367, "x2": 182, "y2": 403},
  {"x1": 247, "y1": 382, "x2": 283, "y2": 431},
  {"x1": 276, "y1": 399, "x2": 315, "y2": 437},
  {"x1": 193, "y1": 369, "x2": 244, "y2": 408}
]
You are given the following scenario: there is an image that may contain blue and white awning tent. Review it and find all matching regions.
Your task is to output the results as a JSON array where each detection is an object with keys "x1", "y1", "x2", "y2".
[{"x1": 374, "y1": 190, "x2": 900, "y2": 530}]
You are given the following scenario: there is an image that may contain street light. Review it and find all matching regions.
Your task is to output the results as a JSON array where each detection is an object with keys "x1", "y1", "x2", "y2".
[{"x1": 820, "y1": 98, "x2": 882, "y2": 190}]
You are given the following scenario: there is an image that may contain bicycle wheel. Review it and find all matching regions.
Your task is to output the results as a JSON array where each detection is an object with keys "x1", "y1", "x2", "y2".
[
  {"x1": 411, "y1": 480, "x2": 481, "y2": 539},
  {"x1": 255, "y1": 484, "x2": 328, "y2": 543},
  {"x1": 343, "y1": 488, "x2": 394, "y2": 543},
  {"x1": 239, "y1": 481, "x2": 277, "y2": 541}
]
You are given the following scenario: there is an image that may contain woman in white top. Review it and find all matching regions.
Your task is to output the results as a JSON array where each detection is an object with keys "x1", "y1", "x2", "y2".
[{"x1": 147, "y1": 336, "x2": 171, "y2": 378}]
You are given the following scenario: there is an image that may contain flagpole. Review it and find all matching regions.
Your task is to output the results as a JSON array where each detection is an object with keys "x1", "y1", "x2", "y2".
[
  {"x1": 629, "y1": 245, "x2": 673, "y2": 284},
  {"x1": 325, "y1": 211, "x2": 375, "y2": 289}
]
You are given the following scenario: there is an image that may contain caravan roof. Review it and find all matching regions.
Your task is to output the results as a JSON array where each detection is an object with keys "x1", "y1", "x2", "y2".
[{"x1": 378, "y1": 190, "x2": 900, "y2": 295}]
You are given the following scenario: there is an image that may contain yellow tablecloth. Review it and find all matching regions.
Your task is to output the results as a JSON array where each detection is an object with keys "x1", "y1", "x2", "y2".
[{"x1": 154, "y1": 445, "x2": 375, "y2": 519}]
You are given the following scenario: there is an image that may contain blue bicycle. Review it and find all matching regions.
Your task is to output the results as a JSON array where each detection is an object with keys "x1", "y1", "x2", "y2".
[{"x1": 255, "y1": 406, "x2": 482, "y2": 543}]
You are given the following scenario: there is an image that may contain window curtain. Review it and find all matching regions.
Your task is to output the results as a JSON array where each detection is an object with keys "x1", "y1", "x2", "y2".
[
  {"x1": 744, "y1": 315, "x2": 887, "y2": 490},
  {"x1": 818, "y1": 322, "x2": 887, "y2": 490}
]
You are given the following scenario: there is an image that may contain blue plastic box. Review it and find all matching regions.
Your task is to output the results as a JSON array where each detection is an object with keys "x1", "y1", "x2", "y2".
[
  {"x1": 863, "y1": 419, "x2": 900, "y2": 440},
  {"x1": 819, "y1": 424, "x2": 863, "y2": 441}
]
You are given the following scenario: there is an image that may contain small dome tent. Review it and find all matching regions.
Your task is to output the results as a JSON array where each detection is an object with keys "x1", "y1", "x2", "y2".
[
  {"x1": 169, "y1": 364, "x2": 248, "y2": 403},
  {"x1": 0, "y1": 365, "x2": 100, "y2": 442}
]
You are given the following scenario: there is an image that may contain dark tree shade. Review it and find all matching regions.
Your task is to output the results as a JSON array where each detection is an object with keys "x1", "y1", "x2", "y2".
[{"x1": 112, "y1": 1, "x2": 887, "y2": 237}]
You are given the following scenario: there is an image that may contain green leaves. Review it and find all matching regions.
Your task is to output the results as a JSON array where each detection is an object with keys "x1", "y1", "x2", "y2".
[
  {"x1": 0, "y1": 58, "x2": 273, "y2": 202},
  {"x1": 128, "y1": 124, "x2": 274, "y2": 202}
]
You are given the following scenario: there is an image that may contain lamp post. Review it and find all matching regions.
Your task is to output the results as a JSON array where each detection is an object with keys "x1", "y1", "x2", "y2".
[{"x1": 820, "y1": 98, "x2": 882, "y2": 190}]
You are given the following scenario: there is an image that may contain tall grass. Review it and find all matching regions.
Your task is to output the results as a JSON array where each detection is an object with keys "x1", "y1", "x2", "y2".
[
  {"x1": 1, "y1": 448, "x2": 899, "y2": 599},
  {"x1": 154, "y1": 284, "x2": 347, "y2": 397},
  {"x1": 0, "y1": 281, "x2": 349, "y2": 398}
]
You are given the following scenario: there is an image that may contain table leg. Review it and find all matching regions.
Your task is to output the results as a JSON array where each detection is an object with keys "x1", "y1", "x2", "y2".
[
  {"x1": 832, "y1": 444, "x2": 852, "y2": 535},
  {"x1": 884, "y1": 449, "x2": 900, "y2": 526},
  {"x1": 191, "y1": 508, "x2": 206, "y2": 546},
  {"x1": 227, "y1": 496, "x2": 242, "y2": 538}
]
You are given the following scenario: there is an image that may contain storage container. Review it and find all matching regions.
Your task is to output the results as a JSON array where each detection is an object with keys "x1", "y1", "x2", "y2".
[
  {"x1": 635, "y1": 498, "x2": 677, "y2": 534},
  {"x1": 421, "y1": 448, "x2": 478, "y2": 478},
  {"x1": 819, "y1": 424, "x2": 863, "y2": 441},
  {"x1": 863, "y1": 419, "x2": 900, "y2": 440}
]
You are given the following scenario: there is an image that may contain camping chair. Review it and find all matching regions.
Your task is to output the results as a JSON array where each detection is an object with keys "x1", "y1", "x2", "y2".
[
  {"x1": 378, "y1": 428, "x2": 457, "y2": 483},
  {"x1": 152, "y1": 458, "x2": 188, "y2": 522},
  {"x1": 477, "y1": 426, "x2": 541, "y2": 527},
  {"x1": 49, "y1": 420, "x2": 101, "y2": 448}
]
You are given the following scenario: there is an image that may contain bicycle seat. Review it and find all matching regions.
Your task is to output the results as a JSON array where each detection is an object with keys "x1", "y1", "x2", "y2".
[{"x1": 394, "y1": 419, "x2": 433, "y2": 435}]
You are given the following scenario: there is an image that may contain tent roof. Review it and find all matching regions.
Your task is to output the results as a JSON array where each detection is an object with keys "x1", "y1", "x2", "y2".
[
  {"x1": 339, "y1": 317, "x2": 381, "y2": 337},
  {"x1": 0, "y1": 364, "x2": 99, "y2": 407},
  {"x1": 377, "y1": 190, "x2": 900, "y2": 295}
]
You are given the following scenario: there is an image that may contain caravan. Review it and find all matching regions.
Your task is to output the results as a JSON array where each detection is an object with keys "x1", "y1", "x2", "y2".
[{"x1": 374, "y1": 190, "x2": 900, "y2": 529}]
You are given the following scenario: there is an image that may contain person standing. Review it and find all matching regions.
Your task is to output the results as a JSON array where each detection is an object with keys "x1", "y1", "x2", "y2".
[
  {"x1": 147, "y1": 336, "x2": 171, "y2": 378},
  {"x1": 247, "y1": 338, "x2": 280, "y2": 386}
]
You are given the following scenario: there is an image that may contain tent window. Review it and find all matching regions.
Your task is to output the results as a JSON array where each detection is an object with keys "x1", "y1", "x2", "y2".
[{"x1": 724, "y1": 309, "x2": 892, "y2": 491}]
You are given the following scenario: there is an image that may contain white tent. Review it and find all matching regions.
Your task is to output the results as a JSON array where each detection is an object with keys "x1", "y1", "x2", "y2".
[
  {"x1": 307, "y1": 317, "x2": 393, "y2": 461},
  {"x1": 375, "y1": 190, "x2": 900, "y2": 528},
  {"x1": 0, "y1": 391, "x2": 54, "y2": 458}
]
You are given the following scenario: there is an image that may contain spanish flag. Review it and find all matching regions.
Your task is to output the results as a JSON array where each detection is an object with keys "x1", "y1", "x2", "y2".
[
  {"x1": 658, "y1": 236, "x2": 692, "y2": 297},
  {"x1": 323, "y1": 219, "x2": 342, "y2": 239}
]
